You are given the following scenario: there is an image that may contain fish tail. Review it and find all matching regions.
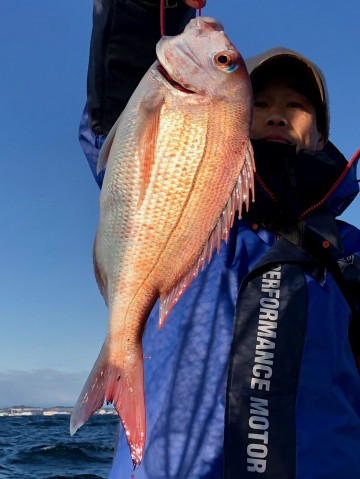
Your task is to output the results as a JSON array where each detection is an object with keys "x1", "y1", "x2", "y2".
[{"x1": 70, "y1": 339, "x2": 146, "y2": 468}]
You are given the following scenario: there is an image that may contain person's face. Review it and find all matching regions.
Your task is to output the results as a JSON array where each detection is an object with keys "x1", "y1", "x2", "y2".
[{"x1": 250, "y1": 82, "x2": 324, "y2": 152}]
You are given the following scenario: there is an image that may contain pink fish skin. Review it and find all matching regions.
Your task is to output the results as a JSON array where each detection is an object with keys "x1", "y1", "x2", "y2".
[{"x1": 70, "y1": 16, "x2": 254, "y2": 468}]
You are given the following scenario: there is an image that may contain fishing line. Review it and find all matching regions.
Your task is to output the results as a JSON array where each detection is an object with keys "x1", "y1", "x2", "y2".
[
  {"x1": 160, "y1": 0, "x2": 165, "y2": 37},
  {"x1": 160, "y1": 1, "x2": 202, "y2": 37}
]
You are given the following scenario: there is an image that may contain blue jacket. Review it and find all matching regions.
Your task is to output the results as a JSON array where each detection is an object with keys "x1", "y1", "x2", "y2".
[
  {"x1": 101, "y1": 146, "x2": 360, "y2": 479},
  {"x1": 79, "y1": 1, "x2": 360, "y2": 477},
  {"x1": 81, "y1": 111, "x2": 360, "y2": 479}
]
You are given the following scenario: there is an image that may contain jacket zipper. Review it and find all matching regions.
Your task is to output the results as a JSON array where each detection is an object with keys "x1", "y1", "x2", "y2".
[{"x1": 254, "y1": 172, "x2": 277, "y2": 202}]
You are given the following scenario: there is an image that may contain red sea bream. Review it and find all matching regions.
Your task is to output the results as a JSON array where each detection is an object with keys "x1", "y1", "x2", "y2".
[{"x1": 70, "y1": 16, "x2": 254, "y2": 468}]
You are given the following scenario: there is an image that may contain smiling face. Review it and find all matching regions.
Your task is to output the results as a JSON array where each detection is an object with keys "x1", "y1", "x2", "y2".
[{"x1": 250, "y1": 82, "x2": 324, "y2": 152}]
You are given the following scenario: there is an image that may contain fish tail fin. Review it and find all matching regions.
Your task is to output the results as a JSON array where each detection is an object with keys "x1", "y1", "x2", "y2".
[{"x1": 70, "y1": 339, "x2": 146, "y2": 468}]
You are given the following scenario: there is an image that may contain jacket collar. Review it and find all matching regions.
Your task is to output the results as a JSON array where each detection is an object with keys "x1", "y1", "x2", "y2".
[{"x1": 248, "y1": 139, "x2": 359, "y2": 222}]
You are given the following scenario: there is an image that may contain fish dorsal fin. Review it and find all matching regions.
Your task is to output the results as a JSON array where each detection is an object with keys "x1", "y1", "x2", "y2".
[
  {"x1": 136, "y1": 91, "x2": 165, "y2": 209},
  {"x1": 159, "y1": 141, "x2": 255, "y2": 327}
]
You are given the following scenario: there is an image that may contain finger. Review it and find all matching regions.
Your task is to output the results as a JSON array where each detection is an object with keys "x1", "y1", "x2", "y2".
[{"x1": 183, "y1": 0, "x2": 206, "y2": 8}]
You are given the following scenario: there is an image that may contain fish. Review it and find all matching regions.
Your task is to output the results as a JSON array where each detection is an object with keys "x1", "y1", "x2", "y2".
[{"x1": 70, "y1": 16, "x2": 254, "y2": 468}]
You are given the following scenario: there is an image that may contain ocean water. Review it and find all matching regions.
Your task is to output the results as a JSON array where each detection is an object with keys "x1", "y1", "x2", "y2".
[{"x1": 0, "y1": 415, "x2": 119, "y2": 479}]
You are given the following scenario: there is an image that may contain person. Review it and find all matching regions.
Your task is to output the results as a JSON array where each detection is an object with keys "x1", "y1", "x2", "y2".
[{"x1": 79, "y1": 1, "x2": 360, "y2": 478}]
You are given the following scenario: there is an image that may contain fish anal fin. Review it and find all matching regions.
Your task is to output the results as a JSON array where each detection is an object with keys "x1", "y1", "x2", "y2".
[
  {"x1": 70, "y1": 340, "x2": 146, "y2": 469},
  {"x1": 158, "y1": 140, "x2": 256, "y2": 328},
  {"x1": 159, "y1": 276, "x2": 191, "y2": 329},
  {"x1": 136, "y1": 91, "x2": 164, "y2": 209}
]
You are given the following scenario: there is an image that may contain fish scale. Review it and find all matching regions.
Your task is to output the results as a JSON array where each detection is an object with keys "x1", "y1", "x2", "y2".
[{"x1": 70, "y1": 16, "x2": 254, "y2": 469}]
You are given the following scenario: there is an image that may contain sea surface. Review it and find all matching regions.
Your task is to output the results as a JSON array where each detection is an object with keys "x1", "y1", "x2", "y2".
[{"x1": 0, "y1": 415, "x2": 119, "y2": 479}]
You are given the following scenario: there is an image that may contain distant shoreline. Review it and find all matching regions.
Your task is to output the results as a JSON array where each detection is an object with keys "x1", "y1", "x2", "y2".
[{"x1": 0, "y1": 406, "x2": 116, "y2": 417}]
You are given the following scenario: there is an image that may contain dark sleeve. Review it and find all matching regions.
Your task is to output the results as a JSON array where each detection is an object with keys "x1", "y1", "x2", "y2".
[
  {"x1": 87, "y1": 0, "x2": 196, "y2": 136},
  {"x1": 338, "y1": 254, "x2": 360, "y2": 366}
]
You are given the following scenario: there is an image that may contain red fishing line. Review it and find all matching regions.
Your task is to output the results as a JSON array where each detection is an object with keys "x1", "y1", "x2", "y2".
[{"x1": 160, "y1": 0, "x2": 165, "y2": 37}]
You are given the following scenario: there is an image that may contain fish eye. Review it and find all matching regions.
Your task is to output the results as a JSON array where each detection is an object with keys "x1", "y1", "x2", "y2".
[
  {"x1": 213, "y1": 52, "x2": 238, "y2": 73},
  {"x1": 215, "y1": 53, "x2": 231, "y2": 65}
]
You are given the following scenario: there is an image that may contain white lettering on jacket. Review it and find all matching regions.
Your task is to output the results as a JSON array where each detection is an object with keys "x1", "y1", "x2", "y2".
[{"x1": 247, "y1": 265, "x2": 281, "y2": 473}]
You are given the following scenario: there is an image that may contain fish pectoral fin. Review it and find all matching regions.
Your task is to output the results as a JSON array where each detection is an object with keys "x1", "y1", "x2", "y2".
[
  {"x1": 158, "y1": 141, "x2": 256, "y2": 329},
  {"x1": 135, "y1": 91, "x2": 165, "y2": 209},
  {"x1": 70, "y1": 339, "x2": 146, "y2": 468}
]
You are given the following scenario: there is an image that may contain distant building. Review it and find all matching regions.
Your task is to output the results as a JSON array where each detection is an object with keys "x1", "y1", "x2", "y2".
[{"x1": 43, "y1": 410, "x2": 70, "y2": 416}]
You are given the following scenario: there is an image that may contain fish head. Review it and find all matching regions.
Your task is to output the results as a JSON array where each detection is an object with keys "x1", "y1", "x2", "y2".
[{"x1": 155, "y1": 16, "x2": 252, "y2": 105}]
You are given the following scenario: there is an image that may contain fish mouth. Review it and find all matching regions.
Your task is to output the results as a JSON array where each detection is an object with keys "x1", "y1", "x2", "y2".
[{"x1": 157, "y1": 64, "x2": 195, "y2": 94}]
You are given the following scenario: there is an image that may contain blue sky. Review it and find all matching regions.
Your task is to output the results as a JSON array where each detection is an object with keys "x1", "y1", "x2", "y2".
[{"x1": 0, "y1": 0, "x2": 359, "y2": 407}]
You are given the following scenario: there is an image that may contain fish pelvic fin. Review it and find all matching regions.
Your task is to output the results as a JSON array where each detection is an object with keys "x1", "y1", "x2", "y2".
[
  {"x1": 97, "y1": 116, "x2": 121, "y2": 175},
  {"x1": 70, "y1": 340, "x2": 146, "y2": 469},
  {"x1": 136, "y1": 91, "x2": 165, "y2": 210},
  {"x1": 158, "y1": 141, "x2": 255, "y2": 328},
  {"x1": 93, "y1": 237, "x2": 108, "y2": 306}
]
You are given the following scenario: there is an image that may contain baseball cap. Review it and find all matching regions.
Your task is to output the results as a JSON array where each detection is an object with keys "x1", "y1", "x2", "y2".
[{"x1": 246, "y1": 47, "x2": 330, "y2": 141}]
